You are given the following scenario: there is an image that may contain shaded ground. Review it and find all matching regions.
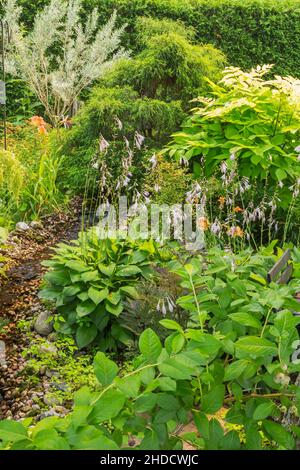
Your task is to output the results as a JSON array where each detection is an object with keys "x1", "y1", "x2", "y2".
[{"x1": 0, "y1": 199, "x2": 82, "y2": 419}]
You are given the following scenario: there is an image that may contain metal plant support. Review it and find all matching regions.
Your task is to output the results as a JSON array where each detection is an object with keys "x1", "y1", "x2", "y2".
[{"x1": 0, "y1": 20, "x2": 12, "y2": 150}]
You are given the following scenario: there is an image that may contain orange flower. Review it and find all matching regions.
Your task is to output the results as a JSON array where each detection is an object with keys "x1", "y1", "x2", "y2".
[
  {"x1": 218, "y1": 196, "x2": 226, "y2": 206},
  {"x1": 228, "y1": 226, "x2": 244, "y2": 238},
  {"x1": 197, "y1": 217, "x2": 210, "y2": 231},
  {"x1": 233, "y1": 206, "x2": 243, "y2": 213},
  {"x1": 29, "y1": 115, "x2": 46, "y2": 127},
  {"x1": 38, "y1": 125, "x2": 47, "y2": 135}
]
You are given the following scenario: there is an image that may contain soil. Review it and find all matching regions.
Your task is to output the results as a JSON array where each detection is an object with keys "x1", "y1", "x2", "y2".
[{"x1": 0, "y1": 199, "x2": 83, "y2": 420}]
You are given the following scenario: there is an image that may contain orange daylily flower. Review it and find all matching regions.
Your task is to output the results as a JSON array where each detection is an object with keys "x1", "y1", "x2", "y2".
[
  {"x1": 38, "y1": 125, "x2": 47, "y2": 135},
  {"x1": 233, "y1": 206, "x2": 243, "y2": 213},
  {"x1": 228, "y1": 226, "x2": 244, "y2": 238},
  {"x1": 218, "y1": 196, "x2": 226, "y2": 206},
  {"x1": 29, "y1": 115, "x2": 46, "y2": 127},
  {"x1": 197, "y1": 217, "x2": 210, "y2": 231}
]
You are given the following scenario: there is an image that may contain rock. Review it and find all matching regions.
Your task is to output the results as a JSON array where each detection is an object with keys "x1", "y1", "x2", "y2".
[
  {"x1": 30, "y1": 220, "x2": 43, "y2": 230},
  {"x1": 15, "y1": 222, "x2": 30, "y2": 232},
  {"x1": 34, "y1": 311, "x2": 53, "y2": 336},
  {"x1": 38, "y1": 365, "x2": 46, "y2": 376},
  {"x1": 43, "y1": 394, "x2": 61, "y2": 407},
  {"x1": 37, "y1": 408, "x2": 59, "y2": 421},
  {"x1": 45, "y1": 369, "x2": 59, "y2": 379},
  {"x1": 50, "y1": 382, "x2": 68, "y2": 392},
  {"x1": 48, "y1": 332, "x2": 58, "y2": 342},
  {"x1": 38, "y1": 341, "x2": 57, "y2": 356}
]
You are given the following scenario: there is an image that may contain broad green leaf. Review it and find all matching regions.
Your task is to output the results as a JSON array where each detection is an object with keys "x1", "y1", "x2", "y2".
[
  {"x1": 263, "y1": 420, "x2": 295, "y2": 449},
  {"x1": 139, "y1": 328, "x2": 162, "y2": 363},
  {"x1": 116, "y1": 265, "x2": 142, "y2": 277},
  {"x1": 67, "y1": 426, "x2": 119, "y2": 450},
  {"x1": 158, "y1": 357, "x2": 194, "y2": 380},
  {"x1": 105, "y1": 301, "x2": 124, "y2": 316},
  {"x1": 229, "y1": 312, "x2": 261, "y2": 329},
  {"x1": 33, "y1": 429, "x2": 70, "y2": 450},
  {"x1": 120, "y1": 286, "x2": 139, "y2": 299},
  {"x1": 0, "y1": 420, "x2": 28, "y2": 443},
  {"x1": 159, "y1": 319, "x2": 183, "y2": 332},
  {"x1": 224, "y1": 359, "x2": 256, "y2": 381},
  {"x1": 76, "y1": 300, "x2": 97, "y2": 317},
  {"x1": 88, "y1": 287, "x2": 108, "y2": 305},
  {"x1": 235, "y1": 336, "x2": 277, "y2": 359},
  {"x1": 81, "y1": 270, "x2": 100, "y2": 282},
  {"x1": 253, "y1": 401, "x2": 277, "y2": 420},
  {"x1": 93, "y1": 352, "x2": 119, "y2": 386},
  {"x1": 115, "y1": 375, "x2": 141, "y2": 398},
  {"x1": 201, "y1": 384, "x2": 225, "y2": 414},
  {"x1": 98, "y1": 263, "x2": 115, "y2": 277},
  {"x1": 44, "y1": 270, "x2": 70, "y2": 286},
  {"x1": 63, "y1": 285, "x2": 81, "y2": 297},
  {"x1": 65, "y1": 260, "x2": 88, "y2": 273},
  {"x1": 88, "y1": 389, "x2": 126, "y2": 424},
  {"x1": 107, "y1": 291, "x2": 121, "y2": 305},
  {"x1": 76, "y1": 324, "x2": 98, "y2": 349},
  {"x1": 135, "y1": 393, "x2": 157, "y2": 413}
]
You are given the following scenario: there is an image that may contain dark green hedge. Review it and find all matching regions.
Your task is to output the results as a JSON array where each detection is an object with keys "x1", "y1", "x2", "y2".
[
  {"x1": 5, "y1": 1, "x2": 300, "y2": 77},
  {"x1": 84, "y1": 0, "x2": 300, "y2": 77}
]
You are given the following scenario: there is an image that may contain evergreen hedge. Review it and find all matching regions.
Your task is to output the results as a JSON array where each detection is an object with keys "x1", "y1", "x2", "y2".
[{"x1": 86, "y1": 0, "x2": 300, "y2": 77}]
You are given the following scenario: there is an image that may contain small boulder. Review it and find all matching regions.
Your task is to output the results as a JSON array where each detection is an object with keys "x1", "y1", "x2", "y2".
[
  {"x1": 38, "y1": 342, "x2": 58, "y2": 356},
  {"x1": 34, "y1": 310, "x2": 53, "y2": 336},
  {"x1": 15, "y1": 222, "x2": 30, "y2": 232},
  {"x1": 30, "y1": 220, "x2": 43, "y2": 230}
]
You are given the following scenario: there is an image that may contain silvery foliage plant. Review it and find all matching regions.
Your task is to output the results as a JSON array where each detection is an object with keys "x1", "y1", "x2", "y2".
[{"x1": 3, "y1": 0, "x2": 128, "y2": 125}]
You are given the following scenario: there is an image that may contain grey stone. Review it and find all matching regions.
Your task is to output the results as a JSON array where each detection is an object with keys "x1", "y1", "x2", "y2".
[
  {"x1": 34, "y1": 311, "x2": 53, "y2": 336},
  {"x1": 30, "y1": 220, "x2": 43, "y2": 230},
  {"x1": 43, "y1": 394, "x2": 61, "y2": 407},
  {"x1": 15, "y1": 222, "x2": 30, "y2": 232},
  {"x1": 50, "y1": 382, "x2": 68, "y2": 392},
  {"x1": 38, "y1": 342, "x2": 58, "y2": 356}
]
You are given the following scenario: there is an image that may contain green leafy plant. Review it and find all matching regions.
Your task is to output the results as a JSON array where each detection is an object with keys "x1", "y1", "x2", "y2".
[
  {"x1": 39, "y1": 229, "x2": 165, "y2": 350},
  {"x1": 166, "y1": 65, "x2": 300, "y2": 244},
  {"x1": 2, "y1": 245, "x2": 300, "y2": 450}
]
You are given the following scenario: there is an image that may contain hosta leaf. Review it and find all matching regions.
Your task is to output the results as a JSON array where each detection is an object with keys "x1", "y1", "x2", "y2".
[
  {"x1": 98, "y1": 263, "x2": 115, "y2": 277},
  {"x1": 63, "y1": 285, "x2": 81, "y2": 297},
  {"x1": 105, "y1": 301, "x2": 124, "y2": 316},
  {"x1": 44, "y1": 270, "x2": 70, "y2": 286},
  {"x1": 76, "y1": 324, "x2": 98, "y2": 349},
  {"x1": 119, "y1": 286, "x2": 139, "y2": 299},
  {"x1": 76, "y1": 300, "x2": 97, "y2": 317},
  {"x1": 88, "y1": 287, "x2": 108, "y2": 305},
  {"x1": 116, "y1": 265, "x2": 142, "y2": 277},
  {"x1": 65, "y1": 261, "x2": 88, "y2": 273},
  {"x1": 107, "y1": 291, "x2": 121, "y2": 305},
  {"x1": 81, "y1": 271, "x2": 101, "y2": 282}
]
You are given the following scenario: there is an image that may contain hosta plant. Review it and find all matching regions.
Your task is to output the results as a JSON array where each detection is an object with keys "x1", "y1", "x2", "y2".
[{"x1": 39, "y1": 229, "x2": 166, "y2": 350}]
